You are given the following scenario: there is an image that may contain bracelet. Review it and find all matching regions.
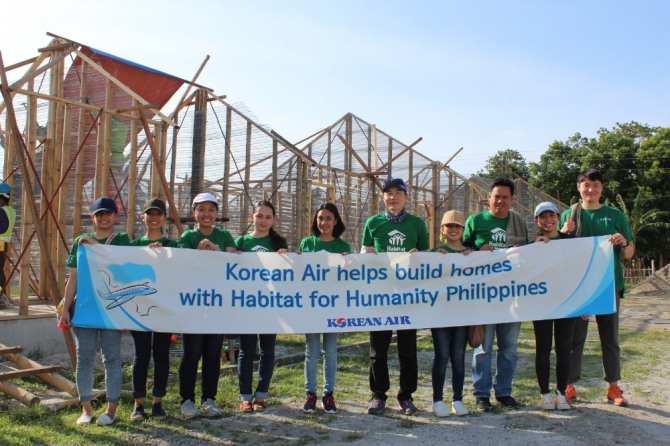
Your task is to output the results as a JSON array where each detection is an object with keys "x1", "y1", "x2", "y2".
[{"x1": 623, "y1": 241, "x2": 630, "y2": 248}]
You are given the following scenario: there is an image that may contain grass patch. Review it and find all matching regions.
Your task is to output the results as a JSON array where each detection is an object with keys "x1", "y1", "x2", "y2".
[{"x1": 0, "y1": 325, "x2": 667, "y2": 445}]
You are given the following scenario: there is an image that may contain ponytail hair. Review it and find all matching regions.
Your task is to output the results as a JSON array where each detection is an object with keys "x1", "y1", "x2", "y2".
[{"x1": 254, "y1": 200, "x2": 287, "y2": 251}]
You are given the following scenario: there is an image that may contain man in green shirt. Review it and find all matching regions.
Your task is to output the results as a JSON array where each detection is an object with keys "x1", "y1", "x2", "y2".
[
  {"x1": 361, "y1": 178, "x2": 429, "y2": 416},
  {"x1": 463, "y1": 178, "x2": 528, "y2": 412},
  {"x1": 560, "y1": 169, "x2": 634, "y2": 407}
]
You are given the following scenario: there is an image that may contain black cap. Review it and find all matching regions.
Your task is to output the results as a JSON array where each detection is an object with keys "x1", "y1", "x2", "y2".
[
  {"x1": 91, "y1": 197, "x2": 118, "y2": 215},
  {"x1": 143, "y1": 198, "x2": 167, "y2": 214}
]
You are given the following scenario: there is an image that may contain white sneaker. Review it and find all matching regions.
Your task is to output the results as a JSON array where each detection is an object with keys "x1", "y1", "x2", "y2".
[
  {"x1": 540, "y1": 393, "x2": 555, "y2": 410},
  {"x1": 451, "y1": 400, "x2": 469, "y2": 416},
  {"x1": 95, "y1": 413, "x2": 115, "y2": 426},
  {"x1": 76, "y1": 413, "x2": 92, "y2": 426},
  {"x1": 201, "y1": 398, "x2": 222, "y2": 417},
  {"x1": 556, "y1": 391, "x2": 571, "y2": 410},
  {"x1": 432, "y1": 400, "x2": 450, "y2": 417},
  {"x1": 180, "y1": 400, "x2": 200, "y2": 419}
]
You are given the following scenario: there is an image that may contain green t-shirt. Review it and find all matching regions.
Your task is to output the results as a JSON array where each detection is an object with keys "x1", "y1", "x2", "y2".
[
  {"x1": 130, "y1": 235, "x2": 178, "y2": 248},
  {"x1": 66, "y1": 232, "x2": 131, "y2": 268},
  {"x1": 462, "y1": 211, "x2": 528, "y2": 250},
  {"x1": 431, "y1": 244, "x2": 466, "y2": 254},
  {"x1": 299, "y1": 235, "x2": 352, "y2": 254},
  {"x1": 361, "y1": 213, "x2": 429, "y2": 253},
  {"x1": 560, "y1": 205, "x2": 633, "y2": 291},
  {"x1": 235, "y1": 234, "x2": 287, "y2": 253},
  {"x1": 178, "y1": 228, "x2": 235, "y2": 251}
]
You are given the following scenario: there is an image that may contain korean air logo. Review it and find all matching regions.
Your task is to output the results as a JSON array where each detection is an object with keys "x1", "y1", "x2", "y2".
[
  {"x1": 251, "y1": 245, "x2": 270, "y2": 252},
  {"x1": 326, "y1": 316, "x2": 411, "y2": 328},
  {"x1": 388, "y1": 229, "x2": 406, "y2": 246}
]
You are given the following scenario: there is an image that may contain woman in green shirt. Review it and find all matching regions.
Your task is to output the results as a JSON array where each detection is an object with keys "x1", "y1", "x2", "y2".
[
  {"x1": 129, "y1": 198, "x2": 177, "y2": 422},
  {"x1": 299, "y1": 203, "x2": 351, "y2": 414},
  {"x1": 235, "y1": 200, "x2": 288, "y2": 413}
]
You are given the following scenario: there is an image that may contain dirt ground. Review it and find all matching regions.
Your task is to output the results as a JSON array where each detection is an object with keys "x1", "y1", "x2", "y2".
[
  {"x1": 14, "y1": 291, "x2": 670, "y2": 445},
  {"x1": 122, "y1": 293, "x2": 670, "y2": 446}
]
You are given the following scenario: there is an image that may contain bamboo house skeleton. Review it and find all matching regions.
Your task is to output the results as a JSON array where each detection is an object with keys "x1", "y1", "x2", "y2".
[{"x1": 0, "y1": 33, "x2": 560, "y2": 318}]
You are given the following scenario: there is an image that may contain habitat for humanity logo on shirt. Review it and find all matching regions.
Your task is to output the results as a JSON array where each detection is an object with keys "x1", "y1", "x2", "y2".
[
  {"x1": 489, "y1": 228, "x2": 507, "y2": 249},
  {"x1": 251, "y1": 245, "x2": 270, "y2": 252},
  {"x1": 387, "y1": 229, "x2": 407, "y2": 251}
]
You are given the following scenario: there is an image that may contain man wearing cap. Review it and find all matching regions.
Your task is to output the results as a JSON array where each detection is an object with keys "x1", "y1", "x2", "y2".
[
  {"x1": 361, "y1": 178, "x2": 429, "y2": 415},
  {"x1": 560, "y1": 169, "x2": 634, "y2": 407},
  {"x1": 0, "y1": 181, "x2": 15, "y2": 308},
  {"x1": 462, "y1": 178, "x2": 528, "y2": 412}
]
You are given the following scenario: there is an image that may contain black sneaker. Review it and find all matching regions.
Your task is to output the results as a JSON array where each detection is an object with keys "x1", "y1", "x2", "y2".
[
  {"x1": 476, "y1": 397, "x2": 493, "y2": 412},
  {"x1": 152, "y1": 402, "x2": 167, "y2": 420},
  {"x1": 496, "y1": 395, "x2": 523, "y2": 409},
  {"x1": 130, "y1": 404, "x2": 146, "y2": 421}
]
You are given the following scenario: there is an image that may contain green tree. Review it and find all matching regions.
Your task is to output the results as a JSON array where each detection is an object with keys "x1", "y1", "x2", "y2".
[
  {"x1": 478, "y1": 149, "x2": 530, "y2": 180},
  {"x1": 529, "y1": 133, "x2": 587, "y2": 204}
]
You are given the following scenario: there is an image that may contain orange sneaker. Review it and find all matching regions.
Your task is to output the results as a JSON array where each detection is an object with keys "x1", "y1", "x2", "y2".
[
  {"x1": 565, "y1": 384, "x2": 576, "y2": 402},
  {"x1": 606, "y1": 385, "x2": 629, "y2": 407}
]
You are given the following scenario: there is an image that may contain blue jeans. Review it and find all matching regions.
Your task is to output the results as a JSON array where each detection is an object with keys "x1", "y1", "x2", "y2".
[
  {"x1": 72, "y1": 327, "x2": 122, "y2": 403},
  {"x1": 238, "y1": 334, "x2": 276, "y2": 401},
  {"x1": 431, "y1": 326, "x2": 467, "y2": 402},
  {"x1": 305, "y1": 332, "x2": 339, "y2": 395},
  {"x1": 472, "y1": 322, "x2": 521, "y2": 398}
]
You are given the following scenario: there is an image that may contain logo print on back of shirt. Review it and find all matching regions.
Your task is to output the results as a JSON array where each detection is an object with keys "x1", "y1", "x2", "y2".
[
  {"x1": 388, "y1": 230, "x2": 407, "y2": 246},
  {"x1": 251, "y1": 245, "x2": 270, "y2": 252}
]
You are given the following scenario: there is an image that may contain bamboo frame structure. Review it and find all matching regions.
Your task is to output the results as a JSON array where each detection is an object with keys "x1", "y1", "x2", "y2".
[{"x1": 0, "y1": 34, "x2": 562, "y2": 338}]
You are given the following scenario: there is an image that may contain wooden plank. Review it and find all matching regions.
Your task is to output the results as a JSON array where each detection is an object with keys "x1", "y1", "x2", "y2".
[
  {"x1": 0, "y1": 345, "x2": 76, "y2": 396},
  {"x1": 0, "y1": 346, "x2": 22, "y2": 355},
  {"x1": 0, "y1": 365, "x2": 61, "y2": 381}
]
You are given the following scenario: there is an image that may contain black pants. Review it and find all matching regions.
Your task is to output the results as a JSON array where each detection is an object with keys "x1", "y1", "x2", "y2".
[
  {"x1": 533, "y1": 317, "x2": 577, "y2": 394},
  {"x1": 130, "y1": 330, "x2": 172, "y2": 399},
  {"x1": 569, "y1": 291, "x2": 622, "y2": 384},
  {"x1": 179, "y1": 334, "x2": 223, "y2": 403},
  {"x1": 0, "y1": 249, "x2": 6, "y2": 292},
  {"x1": 369, "y1": 329, "x2": 417, "y2": 401}
]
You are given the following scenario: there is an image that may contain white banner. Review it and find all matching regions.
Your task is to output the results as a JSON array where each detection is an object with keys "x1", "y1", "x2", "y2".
[{"x1": 73, "y1": 236, "x2": 616, "y2": 333}]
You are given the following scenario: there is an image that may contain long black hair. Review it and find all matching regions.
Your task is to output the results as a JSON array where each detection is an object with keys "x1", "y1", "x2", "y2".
[
  {"x1": 310, "y1": 203, "x2": 346, "y2": 238},
  {"x1": 254, "y1": 200, "x2": 287, "y2": 252}
]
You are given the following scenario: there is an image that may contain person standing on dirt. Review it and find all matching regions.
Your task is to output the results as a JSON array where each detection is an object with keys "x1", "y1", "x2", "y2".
[
  {"x1": 129, "y1": 198, "x2": 178, "y2": 422},
  {"x1": 430, "y1": 210, "x2": 471, "y2": 417},
  {"x1": 58, "y1": 197, "x2": 131, "y2": 427},
  {"x1": 560, "y1": 169, "x2": 634, "y2": 407},
  {"x1": 361, "y1": 178, "x2": 429, "y2": 416},
  {"x1": 177, "y1": 192, "x2": 237, "y2": 419},
  {"x1": 462, "y1": 178, "x2": 528, "y2": 412},
  {"x1": 299, "y1": 203, "x2": 352, "y2": 415},
  {"x1": 0, "y1": 182, "x2": 15, "y2": 309},
  {"x1": 531, "y1": 202, "x2": 577, "y2": 411}
]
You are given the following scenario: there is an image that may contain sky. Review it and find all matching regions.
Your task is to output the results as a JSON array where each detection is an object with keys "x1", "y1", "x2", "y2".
[{"x1": 2, "y1": 0, "x2": 669, "y2": 176}]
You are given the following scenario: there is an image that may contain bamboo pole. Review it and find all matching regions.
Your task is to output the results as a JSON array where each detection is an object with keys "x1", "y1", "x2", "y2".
[
  {"x1": 72, "y1": 62, "x2": 88, "y2": 237},
  {"x1": 19, "y1": 79, "x2": 37, "y2": 310},
  {"x1": 241, "y1": 121, "x2": 252, "y2": 233},
  {"x1": 0, "y1": 379, "x2": 40, "y2": 407},
  {"x1": 0, "y1": 344, "x2": 76, "y2": 396},
  {"x1": 138, "y1": 111, "x2": 183, "y2": 235},
  {"x1": 0, "y1": 51, "x2": 76, "y2": 369},
  {"x1": 56, "y1": 105, "x2": 72, "y2": 293},
  {"x1": 222, "y1": 107, "x2": 232, "y2": 221},
  {"x1": 126, "y1": 100, "x2": 139, "y2": 236}
]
